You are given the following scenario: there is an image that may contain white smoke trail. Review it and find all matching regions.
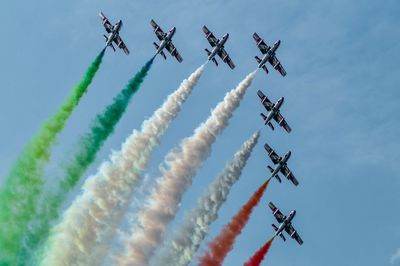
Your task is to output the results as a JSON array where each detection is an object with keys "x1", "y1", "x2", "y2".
[
  {"x1": 40, "y1": 65, "x2": 205, "y2": 266},
  {"x1": 117, "y1": 71, "x2": 257, "y2": 266},
  {"x1": 153, "y1": 130, "x2": 260, "y2": 266}
]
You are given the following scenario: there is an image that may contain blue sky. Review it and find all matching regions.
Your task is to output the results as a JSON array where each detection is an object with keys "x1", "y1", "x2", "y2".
[{"x1": 1, "y1": 0, "x2": 400, "y2": 265}]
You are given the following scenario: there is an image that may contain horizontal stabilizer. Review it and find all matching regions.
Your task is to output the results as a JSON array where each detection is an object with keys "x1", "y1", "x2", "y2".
[
  {"x1": 103, "y1": 35, "x2": 108, "y2": 41},
  {"x1": 255, "y1": 55, "x2": 262, "y2": 63},
  {"x1": 212, "y1": 58, "x2": 218, "y2": 66},
  {"x1": 153, "y1": 42, "x2": 160, "y2": 50},
  {"x1": 267, "y1": 165, "x2": 274, "y2": 173},
  {"x1": 160, "y1": 50, "x2": 167, "y2": 60},
  {"x1": 262, "y1": 65, "x2": 269, "y2": 74},
  {"x1": 268, "y1": 122, "x2": 275, "y2": 131},
  {"x1": 205, "y1": 48, "x2": 211, "y2": 56},
  {"x1": 110, "y1": 43, "x2": 116, "y2": 52}
]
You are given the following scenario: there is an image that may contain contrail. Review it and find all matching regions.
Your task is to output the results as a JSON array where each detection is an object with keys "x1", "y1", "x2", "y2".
[
  {"x1": 0, "y1": 49, "x2": 106, "y2": 265},
  {"x1": 117, "y1": 71, "x2": 257, "y2": 266},
  {"x1": 243, "y1": 237, "x2": 275, "y2": 266},
  {"x1": 198, "y1": 179, "x2": 271, "y2": 266},
  {"x1": 22, "y1": 58, "x2": 154, "y2": 263},
  {"x1": 154, "y1": 130, "x2": 260, "y2": 266},
  {"x1": 39, "y1": 64, "x2": 205, "y2": 266}
]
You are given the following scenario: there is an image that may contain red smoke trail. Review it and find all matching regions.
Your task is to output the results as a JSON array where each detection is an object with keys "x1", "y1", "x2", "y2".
[
  {"x1": 198, "y1": 179, "x2": 271, "y2": 266},
  {"x1": 243, "y1": 237, "x2": 275, "y2": 266}
]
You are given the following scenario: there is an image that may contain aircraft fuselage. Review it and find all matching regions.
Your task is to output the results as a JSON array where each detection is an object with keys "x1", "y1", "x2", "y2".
[
  {"x1": 263, "y1": 97, "x2": 284, "y2": 125},
  {"x1": 156, "y1": 27, "x2": 176, "y2": 54},
  {"x1": 209, "y1": 33, "x2": 229, "y2": 60},
  {"x1": 270, "y1": 150, "x2": 291, "y2": 179},
  {"x1": 258, "y1": 40, "x2": 281, "y2": 68},
  {"x1": 275, "y1": 210, "x2": 296, "y2": 236},
  {"x1": 105, "y1": 20, "x2": 122, "y2": 47}
]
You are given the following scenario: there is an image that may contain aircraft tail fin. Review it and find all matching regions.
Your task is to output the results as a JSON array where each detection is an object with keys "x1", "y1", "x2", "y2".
[
  {"x1": 272, "y1": 224, "x2": 286, "y2": 241},
  {"x1": 205, "y1": 48, "x2": 218, "y2": 66},
  {"x1": 267, "y1": 166, "x2": 282, "y2": 183}
]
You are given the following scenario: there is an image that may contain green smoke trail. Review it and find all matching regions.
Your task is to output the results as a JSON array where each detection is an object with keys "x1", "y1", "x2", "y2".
[
  {"x1": 23, "y1": 58, "x2": 154, "y2": 264},
  {"x1": 0, "y1": 48, "x2": 106, "y2": 265}
]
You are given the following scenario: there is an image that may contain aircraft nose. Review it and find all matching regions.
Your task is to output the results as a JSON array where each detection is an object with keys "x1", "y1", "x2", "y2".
[{"x1": 276, "y1": 40, "x2": 281, "y2": 46}]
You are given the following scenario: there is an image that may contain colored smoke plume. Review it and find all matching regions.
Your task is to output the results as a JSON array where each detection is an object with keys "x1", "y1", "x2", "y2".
[
  {"x1": 243, "y1": 237, "x2": 275, "y2": 266},
  {"x1": 0, "y1": 49, "x2": 106, "y2": 265},
  {"x1": 117, "y1": 71, "x2": 256, "y2": 266},
  {"x1": 40, "y1": 64, "x2": 204, "y2": 266},
  {"x1": 198, "y1": 179, "x2": 271, "y2": 266},
  {"x1": 155, "y1": 131, "x2": 260, "y2": 266}
]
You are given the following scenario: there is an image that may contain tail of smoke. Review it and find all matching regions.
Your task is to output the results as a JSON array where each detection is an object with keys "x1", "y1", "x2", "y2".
[{"x1": 198, "y1": 179, "x2": 270, "y2": 266}]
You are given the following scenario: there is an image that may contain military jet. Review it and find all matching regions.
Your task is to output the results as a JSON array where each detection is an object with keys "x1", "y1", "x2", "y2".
[
  {"x1": 268, "y1": 202, "x2": 303, "y2": 245},
  {"x1": 264, "y1": 143, "x2": 299, "y2": 186},
  {"x1": 253, "y1": 32, "x2": 286, "y2": 76},
  {"x1": 150, "y1": 19, "x2": 183, "y2": 62},
  {"x1": 257, "y1": 90, "x2": 291, "y2": 133},
  {"x1": 99, "y1": 12, "x2": 129, "y2": 55},
  {"x1": 202, "y1": 26, "x2": 235, "y2": 69}
]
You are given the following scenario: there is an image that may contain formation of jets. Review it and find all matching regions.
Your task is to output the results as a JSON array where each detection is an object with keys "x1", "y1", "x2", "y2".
[
  {"x1": 98, "y1": 13, "x2": 286, "y2": 73},
  {"x1": 98, "y1": 12, "x2": 303, "y2": 249}
]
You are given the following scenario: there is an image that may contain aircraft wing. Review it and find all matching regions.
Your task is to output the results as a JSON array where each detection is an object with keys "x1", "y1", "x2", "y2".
[
  {"x1": 113, "y1": 36, "x2": 130, "y2": 55},
  {"x1": 202, "y1": 26, "x2": 219, "y2": 47},
  {"x1": 253, "y1": 32, "x2": 270, "y2": 54},
  {"x1": 151, "y1": 19, "x2": 166, "y2": 41},
  {"x1": 257, "y1": 90, "x2": 273, "y2": 111},
  {"x1": 281, "y1": 165, "x2": 299, "y2": 186},
  {"x1": 269, "y1": 56, "x2": 287, "y2": 77},
  {"x1": 166, "y1": 42, "x2": 183, "y2": 62},
  {"x1": 268, "y1": 202, "x2": 286, "y2": 223},
  {"x1": 264, "y1": 143, "x2": 281, "y2": 164},
  {"x1": 99, "y1": 12, "x2": 113, "y2": 33},
  {"x1": 273, "y1": 112, "x2": 291, "y2": 133},
  {"x1": 217, "y1": 48, "x2": 235, "y2": 69},
  {"x1": 285, "y1": 223, "x2": 303, "y2": 245}
]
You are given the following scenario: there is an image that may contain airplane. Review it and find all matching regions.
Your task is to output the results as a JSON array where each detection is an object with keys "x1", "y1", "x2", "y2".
[
  {"x1": 150, "y1": 19, "x2": 183, "y2": 62},
  {"x1": 252, "y1": 32, "x2": 286, "y2": 76},
  {"x1": 202, "y1": 26, "x2": 235, "y2": 69},
  {"x1": 257, "y1": 90, "x2": 291, "y2": 133},
  {"x1": 99, "y1": 12, "x2": 129, "y2": 55},
  {"x1": 264, "y1": 143, "x2": 299, "y2": 186},
  {"x1": 268, "y1": 202, "x2": 303, "y2": 245}
]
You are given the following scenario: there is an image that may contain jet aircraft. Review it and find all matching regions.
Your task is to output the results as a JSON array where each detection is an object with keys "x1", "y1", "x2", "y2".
[
  {"x1": 264, "y1": 143, "x2": 299, "y2": 186},
  {"x1": 99, "y1": 12, "x2": 129, "y2": 55},
  {"x1": 202, "y1": 26, "x2": 235, "y2": 69},
  {"x1": 150, "y1": 19, "x2": 183, "y2": 62},
  {"x1": 253, "y1": 32, "x2": 286, "y2": 76},
  {"x1": 268, "y1": 202, "x2": 303, "y2": 245},
  {"x1": 257, "y1": 90, "x2": 291, "y2": 133}
]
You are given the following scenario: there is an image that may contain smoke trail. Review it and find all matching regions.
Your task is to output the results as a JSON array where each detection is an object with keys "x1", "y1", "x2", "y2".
[
  {"x1": 39, "y1": 65, "x2": 205, "y2": 266},
  {"x1": 243, "y1": 237, "x2": 275, "y2": 266},
  {"x1": 0, "y1": 49, "x2": 105, "y2": 265},
  {"x1": 21, "y1": 58, "x2": 154, "y2": 263},
  {"x1": 118, "y1": 71, "x2": 257, "y2": 266},
  {"x1": 198, "y1": 179, "x2": 271, "y2": 266},
  {"x1": 154, "y1": 131, "x2": 260, "y2": 266}
]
